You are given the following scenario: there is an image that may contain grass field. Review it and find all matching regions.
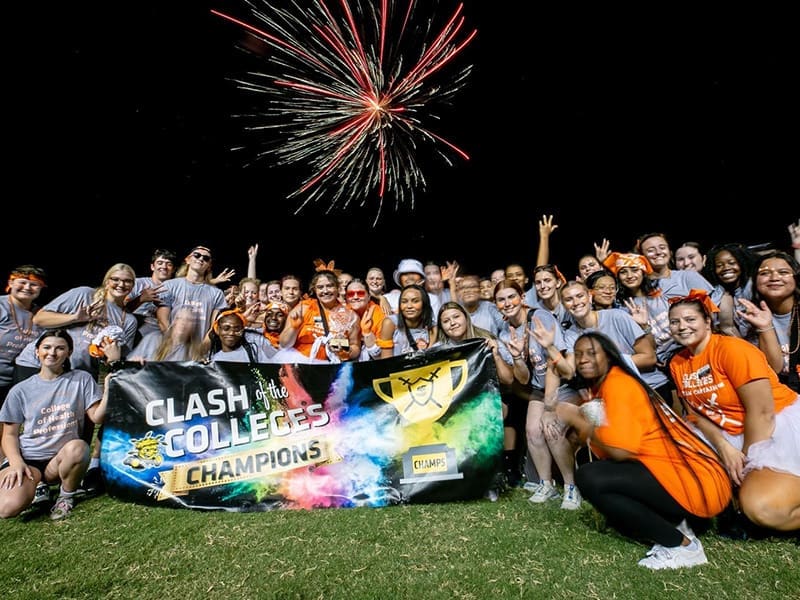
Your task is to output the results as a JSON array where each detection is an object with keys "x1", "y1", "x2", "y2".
[{"x1": 1, "y1": 486, "x2": 797, "y2": 600}]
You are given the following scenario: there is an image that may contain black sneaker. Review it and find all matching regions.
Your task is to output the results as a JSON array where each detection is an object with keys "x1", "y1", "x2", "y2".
[
  {"x1": 32, "y1": 482, "x2": 51, "y2": 506},
  {"x1": 81, "y1": 467, "x2": 105, "y2": 496}
]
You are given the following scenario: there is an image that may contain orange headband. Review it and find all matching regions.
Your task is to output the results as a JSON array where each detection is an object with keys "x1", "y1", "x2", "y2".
[
  {"x1": 212, "y1": 309, "x2": 247, "y2": 333},
  {"x1": 603, "y1": 252, "x2": 653, "y2": 275},
  {"x1": 668, "y1": 289, "x2": 720, "y2": 313},
  {"x1": 313, "y1": 258, "x2": 343, "y2": 277},
  {"x1": 6, "y1": 272, "x2": 46, "y2": 292},
  {"x1": 264, "y1": 301, "x2": 288, "y2": 314}
]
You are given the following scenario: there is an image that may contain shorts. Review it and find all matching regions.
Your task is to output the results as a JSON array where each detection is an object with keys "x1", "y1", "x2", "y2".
[
  {"x1": 0, "y1": 456, "x2": 52, "y2": 478},
  {"x1": 529, "y1": 385, "x2": 581, "y2": 405}
]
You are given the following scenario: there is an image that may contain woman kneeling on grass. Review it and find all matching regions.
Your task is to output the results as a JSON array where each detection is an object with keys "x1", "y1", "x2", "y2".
[
  {"x1": 556, "y1": 332, "x2": 732, "y2": 570},
  {"x1": 0, "y1": 329, "x2": 115, "y2": 521},
  {"x1": 668, "y1": 290, "x2": 800, "y2": 532}
]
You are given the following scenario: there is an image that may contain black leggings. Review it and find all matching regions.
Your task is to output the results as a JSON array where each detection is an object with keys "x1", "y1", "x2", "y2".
[{"x1": 576, "y1": 460, "x2": 690, "y2": 548}]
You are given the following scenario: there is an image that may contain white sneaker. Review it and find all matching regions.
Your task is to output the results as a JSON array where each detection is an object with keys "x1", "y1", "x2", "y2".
[
  {"x1": 644, "y1": 543, "x2": 664, "y2": 557},
  {"x1": 528, "y1": 480, "x2": 560, "y2": 504},
  {"x1": 523, "y1": 481, "x2": 541, "y2": 492},
  {"x1": 637, "y1": 538, "x2": 708, "y2": 570},
  {"x1": 560, "y1": 484, "x2": 582, "y2": 510}
]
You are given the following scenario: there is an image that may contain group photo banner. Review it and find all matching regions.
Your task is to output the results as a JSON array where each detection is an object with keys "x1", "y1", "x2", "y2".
[{"x1": 101, "y1": 340, "x2": 504, "y2": 511}]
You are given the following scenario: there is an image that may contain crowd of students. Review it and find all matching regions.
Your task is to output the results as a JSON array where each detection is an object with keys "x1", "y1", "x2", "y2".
[{"x1": 1, "y1": 219, "x2": 798, "y2": 571}]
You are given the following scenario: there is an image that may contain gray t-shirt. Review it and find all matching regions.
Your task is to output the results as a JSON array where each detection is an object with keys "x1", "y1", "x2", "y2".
[
  {"x1": 159, "y1": 278, "x2": 228, "y2": 340},
  {"x1": 0, "y1": 370, "x2": 101, "y2": 461},
  {"x1": 15, "y1": 287, "x2": 138, "y2": 374},
  {"x1": 0, "y1": 296, "x2": 44, "y2": 387}
]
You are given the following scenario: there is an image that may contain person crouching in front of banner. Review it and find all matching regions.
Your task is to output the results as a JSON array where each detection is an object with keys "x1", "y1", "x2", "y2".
[
  {"x1": 556, "y1": 331, "x2": 732, "y2": 570},
  {"x1": 0, "y1": 329, "x2": 117, "y2": 520}
]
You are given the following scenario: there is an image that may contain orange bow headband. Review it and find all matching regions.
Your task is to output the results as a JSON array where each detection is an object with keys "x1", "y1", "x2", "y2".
[
  {"x1": 602, "y1": 252, "x2": 653, "y2": 275},
  {"x1": 212, "y1": 309, "x2": 247, "y2": 333},
  {"x1": 313, "y1": 258, "x2": 343, "y2": 277},
  {"x1": 668, "y1": 289, "x2": 720, "y2": 313},
  {"x1": 6, "y1": 272, "x2": 47, "y2": 292}
]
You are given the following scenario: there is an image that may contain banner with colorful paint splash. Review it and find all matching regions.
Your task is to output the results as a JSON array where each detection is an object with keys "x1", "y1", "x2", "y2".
[{"x1": 100, "y1": 340, "x2": 503, "y2": 511}]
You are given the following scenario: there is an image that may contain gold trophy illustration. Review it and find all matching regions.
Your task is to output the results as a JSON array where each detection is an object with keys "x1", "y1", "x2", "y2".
[{"x1": 372, "y1": 359, "x2": 468, "y2": 424}]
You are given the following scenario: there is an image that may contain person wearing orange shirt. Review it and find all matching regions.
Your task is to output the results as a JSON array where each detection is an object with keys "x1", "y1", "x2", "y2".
[
  {"x1": 668, "y1": 291, "x2": 800, "y2": 533},
  {"x1": 556, "y1": 331, "x2": 732, "y2": 570},
  {"x1": 278, "y1": 270, "x2": 360, "y2": 363}
]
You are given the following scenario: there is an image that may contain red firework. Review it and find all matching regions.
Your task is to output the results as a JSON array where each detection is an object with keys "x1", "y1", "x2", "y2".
[{"x1": 212, "y1": 0, "x2": 476, "y2": 223}]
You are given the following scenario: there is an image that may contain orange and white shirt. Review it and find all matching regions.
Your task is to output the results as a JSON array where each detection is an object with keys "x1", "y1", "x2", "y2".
[{"x1": 670, "y1": 334, "x2": 797, "y2": 435}]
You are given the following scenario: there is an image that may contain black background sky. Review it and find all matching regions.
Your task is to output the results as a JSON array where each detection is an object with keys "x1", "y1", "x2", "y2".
[{"x1": 3, "y1": 2, "x2": 796, "y2": 299}]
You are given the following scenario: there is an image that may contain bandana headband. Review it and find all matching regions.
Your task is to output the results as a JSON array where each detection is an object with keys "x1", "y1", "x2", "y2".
[
  {"x1": 602, "y1": 252, "x2": 653, "y2": 275},
  {"x1": 212, "y1": 309, "x2": 247, "y2": 333},
  {"x1": 7, "y1": 272, "x2": 47, "y2": 292},
  {"x1": 668, "y1": 288, "x2": 720, "y2": 313},
  {"x1": 264, "y1": 301, "x2": 288, "y2": 314}
]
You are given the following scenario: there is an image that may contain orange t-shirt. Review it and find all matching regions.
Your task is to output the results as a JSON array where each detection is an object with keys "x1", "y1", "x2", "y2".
[
  {"x1": 670, "y1": 334, "x2": 798, "y2": 435},
  {"x1": 293, "y1": 299, "x2": 358, "y2": 360},
  {"x1": 593, "y1": 366, "x2": 731, "y2": 517}
]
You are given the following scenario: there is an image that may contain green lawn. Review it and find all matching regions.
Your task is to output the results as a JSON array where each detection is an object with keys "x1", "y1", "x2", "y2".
[{"x1": 1, "y1": 488, "x2": 797, "y2": 600}]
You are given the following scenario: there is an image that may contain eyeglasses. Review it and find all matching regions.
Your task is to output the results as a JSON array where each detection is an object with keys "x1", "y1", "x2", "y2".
[
  {"x1": 191, "y1": 251, "x2": 212, "y2": 262},
  {"x1": 346, "y1": 290, "x2": 367, "y2": 299},
  {"x1": 757, "y1": 268, "x2": 794, "y2": 279},
  {"x1": 109, "y1": 277, "x2": 134, "y2": 286}
]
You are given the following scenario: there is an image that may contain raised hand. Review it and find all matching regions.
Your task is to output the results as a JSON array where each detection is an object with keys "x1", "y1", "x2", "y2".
[
  {"x1": 623, "y1": 298, "x2": 649, "y2": 327},
  {"x1": 736, "y1": 298, "x2": 773, "y2": 331},
  {"x1": 539, "y1": 214, "x2": 558, "y2": 237},
  {"x1": 210, "y1": 268, "x2": 236, "y2": 286},
  {"x1": 361, "y1": 305, "x2": 375, "y2": 335},
  {"x1": 507, "y1": 325, "x2": 526, "y2": 358},
  {"x1": 529, "y1": 315, "x2": 555, "y2": 348},
  {"x1": 594, "y1": 238, "x2": 611, "y2": 262}
]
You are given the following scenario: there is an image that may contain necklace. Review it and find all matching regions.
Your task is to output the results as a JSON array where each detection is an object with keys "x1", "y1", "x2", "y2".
[{"x1": 8, "y1": 297, "x2": 34, "y2": 338}]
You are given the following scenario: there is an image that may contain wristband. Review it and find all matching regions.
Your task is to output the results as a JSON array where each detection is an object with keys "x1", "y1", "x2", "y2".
[
  {"x1": 543, "y1": 404, "x2": 556, "y2": 412},
  {"x1": 756, "y1": 326, "x2": 775, "y2": 333}
]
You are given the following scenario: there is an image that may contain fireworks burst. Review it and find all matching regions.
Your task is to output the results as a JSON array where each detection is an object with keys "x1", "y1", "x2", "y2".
[{"x1": 212, "y1": 0, "x2": 476, "y2": 223}]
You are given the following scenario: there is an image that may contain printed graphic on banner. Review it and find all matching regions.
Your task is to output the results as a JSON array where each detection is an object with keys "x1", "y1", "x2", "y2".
[{"x1": 100, "y1": 340, "x2": 502, "y2": 511}]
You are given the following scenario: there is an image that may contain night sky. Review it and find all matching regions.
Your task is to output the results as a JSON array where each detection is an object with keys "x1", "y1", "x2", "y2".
[{"x1": 3, "y1": 2, "x2": 796, "y2": 299}]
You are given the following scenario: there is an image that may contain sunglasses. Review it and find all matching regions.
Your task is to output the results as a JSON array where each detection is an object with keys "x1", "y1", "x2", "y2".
[
  {"x1": 191, "y1": 251, "x2": 212, "y2": 262},
  {"x1": 346, "y1": 290, "x2": 368, "y2": 299}
]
